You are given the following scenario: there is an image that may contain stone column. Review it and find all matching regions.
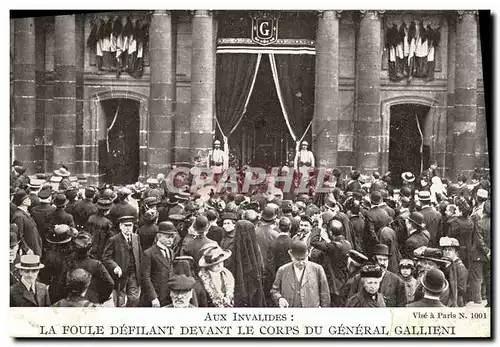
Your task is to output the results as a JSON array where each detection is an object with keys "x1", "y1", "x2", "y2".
[
  {"x1": 453, "y1": 10, "x2": 477, "y2": 179},
  {"x1": 313, "y1": 10, "x2": 341, "y2": 169},
  {"x1": 445, "y1": 14, "x2": 456, "y2": 178},
  {"x1": 35, "y1": 18, "x2": 46, "y2": 172},
  {"x1": 149, "y1": 10, "x2": 176, "y2": 174},
  {"x1": 355, "y1": 10, "x2": 383, "y2": 172},
  {"x1": 53, "y1": 15, "x2": 77, "y2": 173},
  {"x1": 13, "y1": 17, "x2": 37, "y2": 172},
  {"x1": 190, "y1": 10, "x2": 215, "y2": 160}
]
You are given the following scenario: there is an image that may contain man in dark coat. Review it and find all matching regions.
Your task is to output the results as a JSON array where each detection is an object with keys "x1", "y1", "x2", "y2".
[
  {"x1": 108, "y1": 188, "x2": 139, "y2": 228},
  {"x1": 103, "y1": 216, "x2": 143, "y2": 307},
  {"x1": 310, "y1": 219, "x2": 352, "y2": 306},
  {"x1": 377, "y1": 225, "x2": 400, "y2": 274},
  {"x1": 272, "y1": 217, "x2": 293, "y2": 273},
  {"x1": 137, "y1": 209, "x2": 159, "y2": 251},
  {"x1": 30, "y1": 188, "x2": 56, "y2": 244},
  {"x1": 365, "y1": 191, "x2": 392, "y2": 250},
  {"x1": 12, "y1": 190, "x2": 43, "y2": 256},
  {"x1": 456, "y1": 174, "x2": 470, "y2": 201},
  {"x1": 346, "y1": 170, "x2": 362, "y2": 193},
  {"x1": 206, "y1": 210, "x2": 224, "y2": 245},
  {"x1": 47, "y1": 193, "x2": 76, "y2": 234},
  {"x1": 468, "y1": 200, "x2": 491, "y2": 306},
  {"x1": 10, "y1": 231, "x2": 22, "y2": 286},
  {"x1": 406, "y1": 268, "x2": 448, "y2": 307},
  {"x1": 401, "y1": 212, "x2": 431, "y2": 259},
  {"x1": 87, "y1": 198, "x2": 115, "y2": 261},
  {"x1": 418, "y1": 191, "x2": 442, "y2": 246},
  {"x1": 163, "y1": 275, "x2": 197, "y2": 308},
  {"x1": 345, "y1": 197, "x2": 366, "y2": 253},
  {"x1": 64, "y1": 186, "x2": 79, "y2": 217},
  {"x1": 140, "y1": 222, "x2": 177, "y2": 307},
  {"x1": 72, "y1": 186, "x2": 98, "y2": 230},
  {"x1": 10, "y1": 255, "x2": 51, "y2": 307},
  {"x1": 439, "y1": 237, "x2": 468, "y2": 307}
]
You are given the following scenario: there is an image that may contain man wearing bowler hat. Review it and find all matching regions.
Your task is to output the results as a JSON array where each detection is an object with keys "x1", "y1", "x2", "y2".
[
  {"x1": 10, "y1": 254, "x2": 51, "y2": 307},
  {"x1": 12, "y1": 189, "x2": 43, "y2": 257},
  {"x1": 140, "y1": 221, "x2": 178, "y2": 307},
  {"x1": 109, "y1": 187, "x2": 139, "y2": 228},
  {"x1": 406, "y1": 268, "x2": 448, "y2": 307},
  {"x1": 371, "y1": 244, "x2": 407, "y2": 307},
  {"x1": 103, "y1": 216, "x2": 142, "y2": 307},
  {"x1": 402, "y1": 211, "x2": 431, "y2": 258},
  {"x1": 271, "y1": 240, "x2": 330, "y2": 307},
  {"x1": 418, "y1": 190, "x2": 442, "y2": 246}
]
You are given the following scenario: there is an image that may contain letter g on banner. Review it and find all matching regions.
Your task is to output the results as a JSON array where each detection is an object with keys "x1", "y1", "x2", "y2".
[{"x1": 251, "y1": 12, "x2": 279, "y2": 46}]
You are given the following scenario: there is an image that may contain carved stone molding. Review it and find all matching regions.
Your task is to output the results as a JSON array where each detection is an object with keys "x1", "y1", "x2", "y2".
[
  {"x1": 456, "y1": 10, "x2": 478, "y2": 20},
  {"x1": 317, "y1": 10, "x2": 342, "y2": 19},
  {"x1": 359, "y1": 10, "x2": 385, "y2": 20}
]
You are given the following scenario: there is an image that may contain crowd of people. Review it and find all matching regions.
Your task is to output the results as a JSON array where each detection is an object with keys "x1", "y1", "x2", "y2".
[{"x1": 10, "y1": 160, "x2": 491, "y2": 308}]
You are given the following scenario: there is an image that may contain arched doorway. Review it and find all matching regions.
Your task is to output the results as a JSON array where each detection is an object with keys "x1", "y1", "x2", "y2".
[
  {"x1": 389, "y1": 104, "x2": 431, "y2": 186},
  {"x1": 98, "y1": 98, "x2": 140, "y2": 185}
]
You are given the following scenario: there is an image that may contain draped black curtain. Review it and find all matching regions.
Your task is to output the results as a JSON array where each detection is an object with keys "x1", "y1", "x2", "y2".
[
  {"x1": 216, "y1": 54, "x2": 260, "y2": 137},
  {"x1": 272, "y1": 54, "x2": 315, "y2": 142}
]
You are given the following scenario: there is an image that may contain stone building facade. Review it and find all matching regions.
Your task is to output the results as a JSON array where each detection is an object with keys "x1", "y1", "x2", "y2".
[{"x1": 11, "y1": 10, "x2": 488, "y2": 185}]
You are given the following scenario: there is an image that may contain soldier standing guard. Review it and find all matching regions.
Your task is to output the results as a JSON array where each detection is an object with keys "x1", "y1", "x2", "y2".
[
  {"x1": 294, "y1": 141, "x2": 315, "y2": 180},
  {"x1": 207, "y1": 138, "x2": 229, "y2": 183}
]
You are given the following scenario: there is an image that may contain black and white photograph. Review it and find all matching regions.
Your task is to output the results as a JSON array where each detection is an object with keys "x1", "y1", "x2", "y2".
[{"x1": 8, "y1": 8, "x2": 491, "y2": 338}]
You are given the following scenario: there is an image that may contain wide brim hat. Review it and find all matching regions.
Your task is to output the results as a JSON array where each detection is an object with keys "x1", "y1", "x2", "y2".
[
  {"x1": 261, "y1": 206, "x2": 277, "y2": 222},
  {"x1": 54, "y1": 168, "x2": 71, "y2": 177},
  {"x1": 417, "y1": 191, "x2": 432, "y2": 201},
  {"x1": 27, "y1": 178, "x2": 45, "y2": 189},
  {"x1": 13, "y1": 190, "x2": 30, "y2": 206},
  {"x1": 96, "y1": 198, "x2": 113, "y2": 210},
  {"x1": 54, "y1": 194, "x2": 69, "y2": 208},
  {"x1": 99, "y1": 188, "x2": 118, "y2": 201},
  {"x1": 422, "y1": 268, "x2": 449, "y2": 294},
  {"x1": 169, "y1": 214, "x2": 187, "y2": 222},
  {"x1": 198, "y1": 247, "x2": 232, "y2": 268},
  {"x1": 46, "y1": 225, "x2": 74, "y2": 244},
  {"x1": 15, "y1": 255, "x2": 45, "y2": 270},
  {"x1": 401, "y1": 172, "x2": 415, "y2": 182}
]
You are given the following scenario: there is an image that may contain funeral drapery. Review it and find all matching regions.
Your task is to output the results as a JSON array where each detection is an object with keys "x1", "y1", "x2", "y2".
[
  {"x1": 385, "y1": 20, "x2": 441, "y2": 81},
  {"x1": 87, "y1": 16, "x2": 148, "y2": 78},
  {"x1": 215, "y1": 53, "x2": 262, "y2": 138},
  {"x1": 269, "y1": 53, "x2": 315, "y2": 149}
]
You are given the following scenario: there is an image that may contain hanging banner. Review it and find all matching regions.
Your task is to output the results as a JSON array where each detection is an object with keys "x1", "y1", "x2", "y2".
[{"x1": 251, "y1": 12, "x2": 279, "y2": 46}]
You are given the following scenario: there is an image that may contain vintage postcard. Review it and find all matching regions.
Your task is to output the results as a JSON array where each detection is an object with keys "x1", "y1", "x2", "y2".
[{"x1": 9, "y1": 9, "x2": 491, "y2": 338}]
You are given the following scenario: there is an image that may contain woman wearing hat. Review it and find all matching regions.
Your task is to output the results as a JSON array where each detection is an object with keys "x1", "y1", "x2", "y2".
[
  {"x1": 53, "y1": 166, "x2": 72, "y2": 192},
  {"x1": 39, "y1": 224, "x2": 77, "y2": 303},
  {"x1": 12, "y1": 189, "x2": 43, "y2": 257},
  {"x1": 10, "y1": 255, "x2": 51, "y2": 307},
  {"x1": 55, "y1": 232, "x2": 114, "y2": 306},
  {"x1": 47, "y1": 193, "x2": 76, "y2": 235},
  {"x1": 87, "y1": 197, "x2": 114, "y2": 261},
  {"x1": 398, "y1": 259, "x2": 417, "y2": 303},
  {"x1": 345, "y1": 264, "x2": 386, "y2": 307},
  {"x1": 198, "y1": 246, "x2": 235, "y2": 308}
]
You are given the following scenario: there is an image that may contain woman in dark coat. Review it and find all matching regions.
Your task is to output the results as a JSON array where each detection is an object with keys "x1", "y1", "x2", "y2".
[{"x1": 232, "y1": 220, "x2": 267, "y2": 307}]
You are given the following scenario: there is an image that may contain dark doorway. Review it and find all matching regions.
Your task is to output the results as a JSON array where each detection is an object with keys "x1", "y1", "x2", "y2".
[
  {"x1": 99, "y1": 98, "x2": 140, "y2": 185},
  {"x1": 389, "y1": 104, "x2": 431, "y2": 187},
  {"x1": 229, "y1": 54, "x2": 293, "y2": 170}
]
